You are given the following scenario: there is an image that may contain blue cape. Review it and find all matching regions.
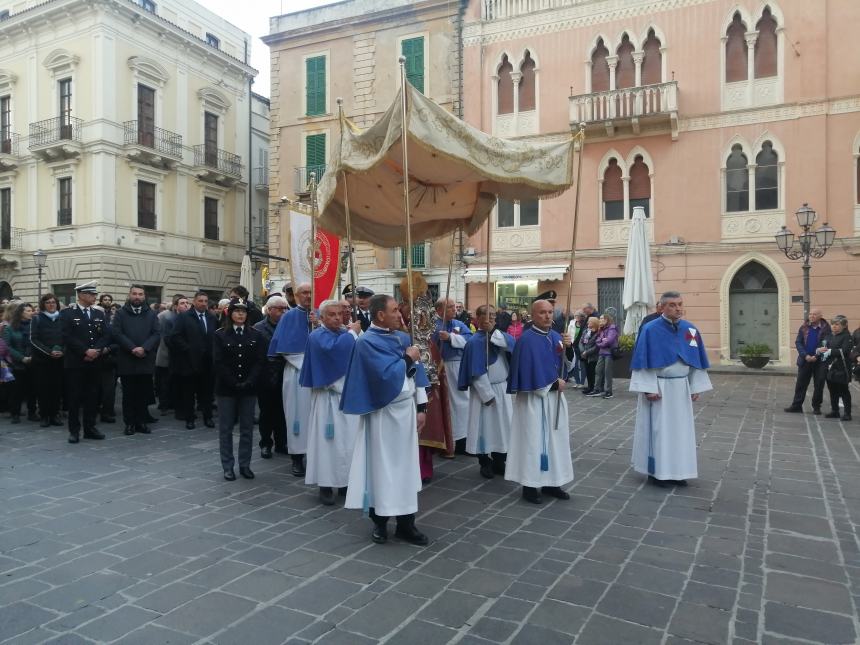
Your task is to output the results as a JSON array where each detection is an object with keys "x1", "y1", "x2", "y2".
[
  {"x1": 507, "y1": 327, "x2": 566, "y2": 393},
  {"x1": 268, "y1": 306, "x2": 311, "y2": 356},
  {"x1": 458, "y1": 330, "x2": 515, "y2": 391},
  {"x1": 631, "y1": 317, "x2": 710, "y2": 370},
  {"x1": 340, "y1": 327, "x2": 419, "y2": 415},
  {"x1": 432, "y1": 318, "x2": 472, "y2": 361},
  {"x1": 299, "y1": 326, "x2": 355, "y2": 388}
]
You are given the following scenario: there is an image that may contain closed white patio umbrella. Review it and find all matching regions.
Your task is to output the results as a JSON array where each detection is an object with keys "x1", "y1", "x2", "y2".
[{"x1": 622, "y1": 206, "x2": 655, "y2": 336}]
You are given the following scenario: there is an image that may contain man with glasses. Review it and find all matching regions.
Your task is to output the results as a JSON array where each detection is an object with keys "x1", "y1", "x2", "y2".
[{"x1": 254, "y1": 295, "x2": 289, "y2": 458}]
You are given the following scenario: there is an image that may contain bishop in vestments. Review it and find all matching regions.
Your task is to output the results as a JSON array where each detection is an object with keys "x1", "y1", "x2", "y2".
[{"x1": 630, "y1": 291, "x2": 712, "y2": 487}]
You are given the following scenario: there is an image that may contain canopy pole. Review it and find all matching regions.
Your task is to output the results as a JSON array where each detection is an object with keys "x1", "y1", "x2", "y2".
[
  {"x1": 555, "y1": 123, "x2": 586, "y2": 429},
  {"x1": 398, "y1": 57, "x2": 416, "y2": 342},
  {"x1": 485, "y1": 204, "x2": 492, "y2": 369},
  {"x1": 439, "y1": 227, "x2": 457, "y2": 341},
  {"x1": 309, "y1": 172, "x2": 319, "y2": 331},
  {"x1": 336, "y1": 97, "x2": 360, "y2": 321}
]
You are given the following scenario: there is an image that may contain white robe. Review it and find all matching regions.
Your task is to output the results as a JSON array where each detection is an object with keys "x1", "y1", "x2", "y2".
[
  {"x1": 465, "y1": 331, "x2": 513, "y2": 455},
  {"x1": 440, "y1": 333, "x2": 469, "y2": 441},
  {"x1": 282, "y1": 353, "x2": 311, "y2": 455},
  {"x1": 505, "y1": 383, "x2": 574, "y2": 488},
  {"x1": 305, "y1": 376, "x2": 360, "y2": 488},
  {"x1": 345, "y1": 374, "x2": 422, "y2": 517},
  {"x1": 630, "y1": 360, "x2": 712, "y2": 480}
]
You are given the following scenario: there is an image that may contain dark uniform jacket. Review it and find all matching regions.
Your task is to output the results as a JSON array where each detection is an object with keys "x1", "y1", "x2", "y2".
[
  {"x1": 212, "y1": 325, "x2": 266, "y2": 396},
  {"x1": 168, "y1": 307, "x2": 217, "y2": 375},
  {"x1": 253, "y1": 317, "x2": 285, "y2": 390},
  {"x1": 112, "y1": 302, "x2": 161, "y2": 376},
  {"x1": 30, "y1": 312, "x2": 65, "y2": 362},
  {"x1": 60, "y1": 304, "x2": 110, "y2": 369}
]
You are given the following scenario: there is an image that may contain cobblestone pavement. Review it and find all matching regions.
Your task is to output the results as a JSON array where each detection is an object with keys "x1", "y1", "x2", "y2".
[{"x1": 1, "y1": 374, "x2": 860, "y2": 644}]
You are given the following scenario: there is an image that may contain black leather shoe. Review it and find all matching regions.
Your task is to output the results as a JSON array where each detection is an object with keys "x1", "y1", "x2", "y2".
[
  {"x1": 40, "y1": 418, "x2": 51, "y2": 428},
  {"x1": 68, "y1": 434, "x2": 80, "y2": 444},
  {"x1": 394, "y1": 524, "x2": 429, "y2": 546},
  {"x1": 124, "y1": 425, "x2": 135, "y2": 436},
  {"x1": 261, "y1": 446, "x2": 273, "y2": 459},
  {"x1": 319, "y1": 487, "x2": 335, "y2": 505},
  {"x1": 203, "y1": 418, "x2": 215, "y2": 428},
  {"x1": 783, "y1": 406, "x2": 803, "y2": 413},
  {"x1": 825, "y1": 411, "x2": 841, "y2": 419},
  {"x1": 239, "y1": 467, "x2": 255, "y2": 480},
  {"x1": 83, "y1": 428, "x2": 105, "y2": 440},
  {"x1": 186, "y1": 420, "x2": 196, "y2": 430},
  {"x1": 648, "y1": 475, "x2": 671, "y2": 488},
  {"x1": 522, "y1": 486, "x2": 543, "y2": 504},
  {"x1": 491, "y1": 457, "x2": 507, "y2": 475},
  {"x1": 541, "y1": 486, "x2": 570, "y2": 500},
  {"x1": 100, "y1": 415, "x2": 116, "y2": 424},
  {"x1": 479, "y1": 462, "x2": 495, "y2": 479},
  {"x1": 371, "y1": 524, "x2": 388, "y2": 544},
  {"x1": 842, "y1": 414, "x2": 852, "y2": 421},
  {"x1": 291, "y1": 456, "x2": 305, "y2": 477},
  {"x1": 224, "y1": 469, "x2": 236, "y2": 481},
  {"x1": 812, "y1": 407, "x2": 822, "y2": 415},
  {"x1": 136, "y1": 424, "x2": 151, "y2": 434}
]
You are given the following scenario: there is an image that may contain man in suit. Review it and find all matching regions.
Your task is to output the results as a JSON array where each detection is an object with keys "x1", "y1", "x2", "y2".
[
  {"x1": 60, "y1": 281, "x2": 112, "y2": 443},
  {"x1": 343, "y1": 284, "x2": 374, "y2": 332},
  {"x1": 168, "y1": 290, "x2": 217, "y2": 429},
  {"x1": 111, "y1": 284, "x2": 161, "y2": 435}
]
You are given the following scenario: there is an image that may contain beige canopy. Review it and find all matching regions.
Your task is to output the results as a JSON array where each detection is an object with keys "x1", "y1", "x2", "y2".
[{"x1": 316, "y1": 84, "x2": 577, "y2": 248}]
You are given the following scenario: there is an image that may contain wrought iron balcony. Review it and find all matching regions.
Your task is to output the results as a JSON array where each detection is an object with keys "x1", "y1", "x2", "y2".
[
  {"x1": 123, "y1": 121, "x2": 183, "y2": 166},
  {"x1": 29, "y1": 117, "x2": 83, "y2": 160},
  {"x1": 294, "y1": 165, "x2": 326, "y2": 196},
  {"x1": 193, "y1": 145, "x2": 242, "y2": 186},
  {"x1": 57, "y1": 208, "x2": 72, "y2": 227},
  {"x1": 253, "y1": 166, "x2": 268, "y2": 190},
  {"x1": 0, "y1": 226, "x2": 22, "y2": 251},
  {"x1": 0, "y1": 132, "x2": 19, "y2": 171},
  {"x1": 569, "y1": 81, "x2": 679, "y2": 140}
]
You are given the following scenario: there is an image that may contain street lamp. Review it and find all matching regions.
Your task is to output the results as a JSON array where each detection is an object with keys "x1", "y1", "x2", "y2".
[
  {"x1": 33, "y1": 249, "x2": 47, "y2": 300},
  {"x1": 774, "y1": 203, "x2": 836, "y2": 322}
]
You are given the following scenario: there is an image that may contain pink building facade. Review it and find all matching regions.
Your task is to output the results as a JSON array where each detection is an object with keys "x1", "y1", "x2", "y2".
[{"x1": 461, "y1": 0, "x2": 860, "y2": 364}]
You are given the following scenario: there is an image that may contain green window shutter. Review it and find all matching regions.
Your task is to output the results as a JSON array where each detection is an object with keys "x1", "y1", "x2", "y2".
[
  {"x1": 401, "y1": 243, "x2": 424, "y2": 268},
  {"x1": 401, "y1": 37, "x2": 424, "y2": 93},
  {"x1": 305, "y1": 133, "x2": 326, "y2": 184},
  {"x1": 306, "y1": 56, "x2": 326, "y2": 116}
]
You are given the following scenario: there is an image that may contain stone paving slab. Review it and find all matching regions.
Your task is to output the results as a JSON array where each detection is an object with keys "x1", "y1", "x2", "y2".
[{"x1": 2, "y1": 375, "x2": 860, "y2": 643}]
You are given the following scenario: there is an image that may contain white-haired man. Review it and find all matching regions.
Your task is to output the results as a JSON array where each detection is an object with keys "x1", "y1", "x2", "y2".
[{"x1": 254, "y1": 295, "x2": 288, "y2": 458}]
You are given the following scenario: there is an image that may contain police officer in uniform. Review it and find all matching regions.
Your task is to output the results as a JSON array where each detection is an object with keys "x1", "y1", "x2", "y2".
[
  {"x1": 213, "y1": 298, "x2": 266, "y2": 481},
  {"x1": 343, "y1": 284, "x2": 374, "y2": 332},
  {"x1": 60, "y1": 281, "x2": 111, "y2": 443}
]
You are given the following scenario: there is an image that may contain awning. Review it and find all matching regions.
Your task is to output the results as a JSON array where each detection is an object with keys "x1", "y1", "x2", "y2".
[{"x1": 463, "y1": 265, "x2": 569, "y2": 284}]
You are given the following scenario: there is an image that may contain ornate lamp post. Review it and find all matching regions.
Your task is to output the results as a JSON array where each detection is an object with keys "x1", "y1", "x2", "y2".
[
  {"x1": 33, "y1": 249, "x2": 48, "y2": 300},
  {"x1": 774, "y1": 203, "x2": 836, "y2": 323}
]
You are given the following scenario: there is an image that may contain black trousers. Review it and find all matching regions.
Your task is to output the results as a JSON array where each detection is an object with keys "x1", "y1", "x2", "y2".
[
  {"x1": 369, "y1": 508, "x2": 416, "y2": 527},
  {"x1": 218, "y1": 394, "x2": 255, "y2": 469},
  {"x1": 257, "y1": 384, "x2": 287, "y2": 450},
  {"x1": 584, "y1": 361, "x2": 597, "y2": 391},
  {"x1": 827, "y1": 380, "x2": 852, "y2": 415},
  {"x1": 791, "y1": 361, "x2": 826, "y2": 409},
  {"x1": 179, "y1": 370, "x2": 214, "y2": 421},
  {"x1": 121, "y1": 374, "x2": 154, "y2": 425},
  {"x1": 155, "y1": 366, "x2": 174, "y2": 410},
  {"x1": 33, "y1": 359, "x2": 63, "y2": 420},
  {"x1": 9, "y1": 365, "x2": 37, "y2": 417},
  {"x1": 99, "y1": 364, "x2": 117, "y2": 417},
  {"x1": 66, "y1": 366, "x2": 100, "y2": 434}
]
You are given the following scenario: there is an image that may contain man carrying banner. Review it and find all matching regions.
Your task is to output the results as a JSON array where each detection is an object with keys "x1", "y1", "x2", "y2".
[
  {"x1": 630, "y1": 291, "x2": 712, "y2": 487},
  {"x1": 268, "y1": 282, "x2": 313, "y2": 477}
]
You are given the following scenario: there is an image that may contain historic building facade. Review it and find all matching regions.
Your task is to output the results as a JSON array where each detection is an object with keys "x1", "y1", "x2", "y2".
[
  {"x1": 462, "y1": 0, "x2": 860, "y2": 363},
  {"x1": 0, "y1": 0, "x2": 256, "y2": 304},
  {"x1": 264, "y1": 0, "x2": 467, "y2": 302}
]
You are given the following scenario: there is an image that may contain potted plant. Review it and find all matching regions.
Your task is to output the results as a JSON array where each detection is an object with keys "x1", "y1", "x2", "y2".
[
  {"x1": 739, "y1": 343, "x2": 772, "y2": 369},
  {"x1": 613, "y1": 333, "x2": 636, "y2": 379}
]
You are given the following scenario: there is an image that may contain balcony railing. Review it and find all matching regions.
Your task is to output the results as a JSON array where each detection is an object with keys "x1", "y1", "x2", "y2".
[
  {"x1": 193, "y1": 145, "x2": 242, "y2": 178},
  {"x1": 294, "y1": 165, "x2": 326, "y2": 194},
  {"x1": 57, "y1": 208, "x2": 72, "y2": 227},
  {"x1": 0, "y1": 132, "x2": 18, "y2": 156},
  {"x1": 123, "y1": 121, "x2": 182, "y2": 158},
  {"x1": 254, "y1": 166, "x2": 269, "y2": 188},
  {"x1": 481, "y1": 0, "x2": 583, "y2": 20},
  {"x1": 29, "y1": 116, "x2": 83, "y2": 148},
  {"x1": 569, "y1": 81, "x2": 678, "y2": 125},
  {"x1": 0, "y1": 226, "x2": 21, "y2": 251}
]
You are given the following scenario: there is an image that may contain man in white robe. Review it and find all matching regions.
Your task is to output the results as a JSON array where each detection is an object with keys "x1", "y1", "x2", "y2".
[
  {"x1": 431, "y1": 298, "x2": 472, "y2": 453},
  {"x1": 458, "y1": 305, "x2": 515, "y2": 479},
  {"x1": 630, "y1": 291, "x2": 712, "y2": 487},
  {"x1": 300, "y1": 300, "x2": 361, "y2": 505},
  {"x1": 506, "y1": 299, "x2": 574, "y2": 504},
  {"x1": 268, "y1": 282, "x2": 313, "y2": 477},
  {"x1": 341, "y1": 294, "x2": 429, "y2": 546}
]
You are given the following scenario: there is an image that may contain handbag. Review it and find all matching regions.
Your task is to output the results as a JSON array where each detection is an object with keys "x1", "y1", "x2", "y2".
[
  {"x1": 0, "y1": 360, "x2": 15, "y2": 383},
  {"x1": 611, "y1": 346, "x2": 624, "y2": 360},
  {"x1": 827, "y1": 348, "x2": 851, "y2": 384}
]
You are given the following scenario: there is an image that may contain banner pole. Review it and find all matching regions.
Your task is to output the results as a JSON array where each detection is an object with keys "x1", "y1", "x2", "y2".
[
  {"x1": 309, "y1": 172, "x2": 318, "y2": 331},
  {"x1": 336, "y1": 97, "x2": 360, "y2": 321},
  {"x1": 398, "y1": 57, "x2": 416, "y2": 343},
  {"x1": 485, "y1": 206, "x2": 492, "y2": 370}
]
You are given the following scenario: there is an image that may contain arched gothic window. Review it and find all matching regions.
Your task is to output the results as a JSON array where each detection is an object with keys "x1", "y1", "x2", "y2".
[
  {"x1": 755, "y1": 7, "x2": 778, "y2": 78},
  {"x1": 518, "y1": 51, "x2": 536, "y2": 112},
  {"x1": 615, "y1": 34, "x2": 635, "y2": 89},
  {"x1": 725, "y1": 12, "x2": 748, "y2": 82},
  {"x1": 497, "y1": 55, "x2": 513, "y2": 115},
  {"x1": 602, "y1": 158, "x2": 623, "y2": 221},
  {"x1": 629, "y1": 155, "x2": 651, "y2": 217},
  {"x1": 726, "y1": 144, "x2": 749, "y2": 212},
  {"x1": 591, "y1": 39, "x2": 610, "y2": 92},
  {"x1": 641, "y1": 29, "x2": 662, "y2": 85},
  {"x1": 755, "y1": 141, "x2": 779, "y2": 210}
]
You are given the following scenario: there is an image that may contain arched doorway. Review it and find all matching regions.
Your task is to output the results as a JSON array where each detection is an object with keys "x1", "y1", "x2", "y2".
[
  {"x1": 729, "y1": 261, "x2": 779, "y2": 358},
  {"x1": 0, "y1": 281, "x2": 12, "y2": 301}
]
